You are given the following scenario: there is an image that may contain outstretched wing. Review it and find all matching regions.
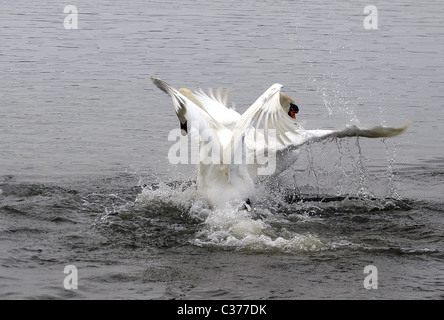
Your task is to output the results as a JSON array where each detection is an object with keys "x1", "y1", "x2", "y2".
[
  {"x1": 231, "y1": 83, "x2": 299, "y2": 150},
  {"x1": 278, "y1": 120, "x2": 411, "y2": 155},
  {"x1": 196, "y1": 87, "x2": 231, "y2": 108},
  {"x1": 151, "y1": 76, "x2": 232, "y2": 152},
  {"x1": 194, "y1": 88, "x2": 241, "y2": 130},
  {"x1": 245, "y1": 120, "x2": 411, "y2": 177}
]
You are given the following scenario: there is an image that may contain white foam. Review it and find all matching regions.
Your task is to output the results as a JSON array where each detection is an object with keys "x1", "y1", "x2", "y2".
[
  {"x1": 135, "y1": 181, "x2": 198, "y2": 210},
  {"x1": 192, "y1": 207, "x2": 325, "y2": 253},
  {"x1": 134, "y1": 181, "x2": 327, "y2": 253}
]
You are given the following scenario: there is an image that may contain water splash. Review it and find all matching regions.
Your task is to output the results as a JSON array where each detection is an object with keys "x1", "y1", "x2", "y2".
[
  {"x1": 191, "y1": 206, "x2": 325, "y2": 253},
  {"x1": 383, "y1": 139, "x2": 401, "y2": 199},
  {"x1": 128, "y1": 181, "x2": 327, "y2": 253},
  {"x1": 84, "y1": 170, "x2": 416, "y2": 255}
]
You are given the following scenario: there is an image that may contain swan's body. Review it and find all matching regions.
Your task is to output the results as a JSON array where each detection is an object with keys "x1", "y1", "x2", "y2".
[{"x1": 151, "y1": 77, "x2": 410, "y2": 209}]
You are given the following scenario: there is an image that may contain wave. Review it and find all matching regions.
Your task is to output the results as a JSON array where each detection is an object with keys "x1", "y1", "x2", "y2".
[
  {"x1": 2, "y1": 173, "x2": 440, "y2": 256},
  {"x1": 127, "y1": 178, "x2": 428, "y2": 254}
]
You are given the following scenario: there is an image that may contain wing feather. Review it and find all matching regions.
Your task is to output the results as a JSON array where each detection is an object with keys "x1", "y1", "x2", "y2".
[
  {"x1": 276, "y1": 120, "x2": 411, "y2": 157},
  {"x1": 231, "y1": 83, "x2": 299, "y2": 151},
  {"x1": 151, "y1": 76, "x2": 231, "y2": 153},
  {"x1": 194, "y1": 88, "x2": 240, "y2": 129}
]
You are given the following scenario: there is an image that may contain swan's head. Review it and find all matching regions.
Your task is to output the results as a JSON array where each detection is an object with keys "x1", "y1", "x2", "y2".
[{"x1": 279, "y1": 92, "x2": 299, "y2": 119}]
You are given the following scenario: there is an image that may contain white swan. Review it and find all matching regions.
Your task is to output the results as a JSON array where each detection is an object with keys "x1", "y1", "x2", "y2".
[{"x1": 151, "y1": 76, "x2": 410, "y2": 209}]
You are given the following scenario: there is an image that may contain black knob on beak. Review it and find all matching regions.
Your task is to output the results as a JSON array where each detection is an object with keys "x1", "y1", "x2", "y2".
[{"x1": 288, "y1": 103, "x2": 299, "y2": 119}]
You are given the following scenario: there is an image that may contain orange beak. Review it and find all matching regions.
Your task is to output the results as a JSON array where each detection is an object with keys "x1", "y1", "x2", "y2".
[{"x1": 288, "y1": 103, "x2": 299, "y2": 119}]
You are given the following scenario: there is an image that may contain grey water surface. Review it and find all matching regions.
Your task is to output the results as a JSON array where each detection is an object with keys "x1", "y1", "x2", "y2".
[{"x1": 1, "y1": 0, "x2": 444, "y2": 299}]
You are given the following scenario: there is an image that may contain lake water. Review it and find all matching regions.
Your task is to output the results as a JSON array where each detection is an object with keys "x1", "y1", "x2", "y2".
[{"x1": 1, "y1": 0, "x2": 444, "y2": 300}]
